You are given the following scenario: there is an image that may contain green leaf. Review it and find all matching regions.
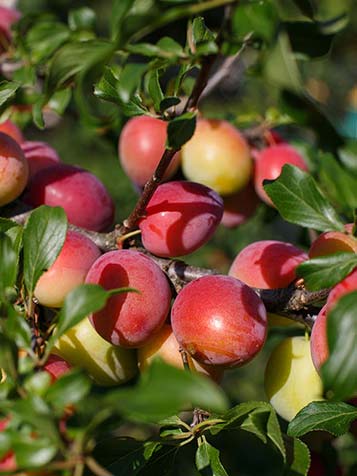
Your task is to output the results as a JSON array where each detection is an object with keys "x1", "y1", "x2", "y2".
[
  {"x1": 319, "y1": 152, "x2": 357, "y2": 212},
  {"x1": 107, "y1": 359, "x2": 228, "y2": 422},
  {"x1": 26, "y1": 19, "x2": 70, "y2": 63},
  {"x1": 288, "y1": 401, "x2": 357, "y2": 437},
  {"x1": 297, "y1": 253, "x2": 357, "y2": 291},
  {"x1": 0, "y1": 233, "x2": 17, "y2": 294},
  {"x1": 196, "y1": 440, "x2": 228, "y2": 476},
  {"x1": 111, "y1": 0, "x2": 135, "y2": 40},
  {"x1": 12, "y1": 436, "x2": 57, "y2": 468},
  {"x1": 48, "y1": 88, "x2": 72, "y2": 116},
  {"x1": 23, "y1": 206, "x2": 67, "y2": 295},
  {"x1": 265, "y1": 32, "x2": 302, "y2": 93},
  {"x1": 46, "y1": 284, "x2": 123, "y2": 353},
  {"x1": 0, "y1": 333, "x2": 18, "y2": 380},
  {"x1": 127, "y1": 37, "x2": 183, "y2": 59},
  {"x1": 160, "y1": 96, "x2": 181, "y2": 112},
  {"x1": 68, "y1": 7, "x2": 96, "y2": 31},
  {"x1": 147, "y1": 69, "x2": 164, "y2": 112},
  {"x1": 232, "y1": 1, "x2": 279, "y2": 43},
  {"x1": 46, "y1": 40, "x2": 114, "y2": 94},
  {"x1": 167, "y1": 112, "x2": 197, "y2": 149},
  {"x1": 285, "y1": 437, "x2": 310, "y2": 476},
  {"x1": 0, "y1": 81, "x2": 20, "y2": 108},
  {"x1": 264, "y1": 164, "x2": 345, "y2": 232},
  {"x1": 45, "y1": 369, "x2": 91, "y2": 410},
  {"x1": 94, "y1": 66, "x2": 148, "y2": 116},
  {"x1": 3, "y1": 307, "x2": 32, "y2": 352},
  {"x1": 321, "y1": 291, "x2": 357, "y2": 400},
  {"x1": 313, "y1": 0, "x2": 351, "y2": 34},
  {"x1": 117, "y1": 63, "x2": 148, "y2": 103},
  {"x1": 32, "y1": 99, "x2": 45, "y2": 129},
  {"x1": 24, "y1": 372, "x2": 52, "y2": 397}
]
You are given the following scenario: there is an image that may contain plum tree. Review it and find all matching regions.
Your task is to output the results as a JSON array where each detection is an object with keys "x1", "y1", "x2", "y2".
[
  {"x1": 265, "y1": 336, "x2": 323, "y2": 421},
  {"x1": 181, "y1": 118, "x2": 252, "y2": 196},
  {"x1": 24, "y1": 164, "x2": 115, "y2": 231},
  {"x1": 118, "y1": 116, "x2": 181, "y2": 187},
  {"x1": 254, "y1": 144, "x2": 308, "y2": 206},
  {"x1": 86, "y1": 250, "x2": 171, "y2": 347},
  {"x1": 53, "y1": 317, "x2": 137, "y2": 386},
  {"x1": 139, "y1": 180, "x2": 224, "y2": 257},
  {"x1": 171, "y1": 275, "x2": 267, "y2": 367},
  {"x1": 34, "y1": 230, "x2": 101, "y2": 307},
  {"x1": 0, "y1": 131, "x2": 29, "y2": 206}
]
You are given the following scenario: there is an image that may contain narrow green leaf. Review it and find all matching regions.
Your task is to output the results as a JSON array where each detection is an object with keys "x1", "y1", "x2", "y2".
[
  {"x1": 147, "y1": 69, "x2": 164, "y2": 112},
  {"x1": 264, "y1": 164, "x2": 345, "y2": 232},
  {"x1": 111, "y1": 0, "x2": 135, "y2": 40},
  {"x1": 4, "y1": 307, "x2": 31, "y2": 351},
  {"x1": 292, "y1": 0, "x2": 315, "y2": 19},
  {"x1": 0, "y1": 333, "x2": 18, "y2": 380},
  {"x1": 0, "y1": 233, "x2": 17, "y2": 293},
  {"x1": 46, "y1": 370, "x2": 91, "y2": 410},
  {"x1": 23, "y1": 206, "x2": 67, "y2": 294},
  {"x1": 167, "y1": 112, "x2": 196, "y2": 149},
  {"x1": 117, "y1": 63, "x2": 147, "y2": 103},
  {"x1": 297, "y1": 252, "x2": 357, "y2": 291},
  {"x1": 265, "y1": 32, "x2": 302, "y2": 93},
  {"x1": 13, "y1": 437, "x2": 57, "y2": 468},
  {"x1": 285, "y1": 437, "x2": 310, "y2": 476},
  {"x1": 160, "y1": 96, "x2": 181, "y2": 112},
  {"x1": 232, "y1": 1, "x2": 279, "y2": 43},
  {"x1": 196, "y1": 441, "x2": 228, "y2": 476},
  {"x1": 319, "y1": 152, "x2": 357, "y2": 212},
  {"x1": 46, "y1": 40, "x2": 113, "y2": 93},
  {"x1": 26, "y1": 20, "x2": 70, "y2": 63},
  {"x1": 68, "y1": 7, "x2": 96, "y2": 31},
  {"x1": 0, "y1": 81, "x2": 20, "y2": 107},
  {"x1": 321, "y1": 291, "x2": 357, "y2": 400},
  {"x1": 288, "y1": 401, "x2": 357, "y2": 437}
]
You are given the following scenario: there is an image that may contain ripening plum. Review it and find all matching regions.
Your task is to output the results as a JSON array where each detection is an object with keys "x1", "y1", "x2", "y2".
[
  {"x1": 23, "y1": 164, "x2": 115, "y2": 231},
  {"x1": 43, "y1": 354, "x2": 71, "y2": 382},
  {"x1": 326, "y1": 268, "x2": 357, "y2": 313},
  {"x1": 181, "y1": 118, "x2": 252, "y2": 196},
  {"x1": 21, "y1": 141, "x2": 60, "y2": 179},
  {"x1": 310, "y1": 305, "x2": 328, "y2": 371},
  {"x1": 221, "y1": 181, "x2": 259, "y2": 228},
  {"x1": 139, "y1": 181, "x2": 223, "y2": 257},
  {"x1": 309, "y1": 231, "x2": 357, "y2": 258},
  {"x1": 118, "y1": 116, "x2": 181, "y2": 186},
  {"x1": 53, "y1": 317, "x2": 137, "y2": 386},
  {"x1": 138, "y1": 324, "x2": 223, "y2": 382},
  {"x1": 254, "y1": 144, "x2": 308, "y2": 206},
  {"x1": 0, "y1": 132, "x2": 29, "y2": 206},
  {"x1": 171, "y1": 275, "x2": 267, "y2": 368},
  {"x1": 0, "y1": 119, "x2": 24, "y2": 144},
  {"x1": 265, "y1": 336, "x2": 323, "y2": 421},
  {"x1": 34, "y1": 231, "x2": 101, "y2": 308},
  {"x1": 0, "y1": 418, "x2": 16, "y2": 471},
  {"x1": 86, "y1": 250, "x2": 171, "y2": 348},
  {"x1": 229, "y1": 240, "x2": 307, "y2": 289}
]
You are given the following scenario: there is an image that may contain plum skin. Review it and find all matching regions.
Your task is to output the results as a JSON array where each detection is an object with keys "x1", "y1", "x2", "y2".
[
  {"x1": 23, "y1": 163, "x2": 115, "y2": 231},
  {"x1": 118, "y1": 116, "x2": 181, "y2": 186},
  {"x1": 53, "y1": 317, "x2": 137, "y2": 386},
  {"x1": 254, "y1": 144, "x2": 308, "y2": 206},
  {"x1": 229, "y1": 240, "x2": 307, "y2": 289},
  {"x1": 0, "y1": 132, "x2": 29, "y2": 206},
  {"x1": 182, "y1": 118, "x2": 252, "y2": 196},
  {"x1": 34, "y1": 230, "x2": 101, "y2": 308},
  {"x1": 265, "y1": 336, "x2": 323, "y2": 421},
  {"x1": 171, "y1": 275, "x2": 267, "y2": 368},
  {"x1": 86, "y1": 249, "x2": 171, "y2": 348},
  {"x1": 139, "y1": 180, "x2": 224, "y2": 257}
]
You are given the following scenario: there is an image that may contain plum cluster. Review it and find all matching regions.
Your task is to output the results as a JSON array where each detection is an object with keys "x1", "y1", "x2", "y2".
[{"x1": 1, "y1": 95, "x2": 355, "y2": 473}]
